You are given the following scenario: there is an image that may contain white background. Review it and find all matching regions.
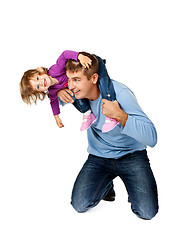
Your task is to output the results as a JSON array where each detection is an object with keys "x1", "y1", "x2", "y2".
[{"x1": 0, "y1": 0, "x2": 180, "y2": 239}]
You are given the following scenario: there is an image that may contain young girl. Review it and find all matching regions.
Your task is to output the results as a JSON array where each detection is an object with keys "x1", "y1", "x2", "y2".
[{"x1": 20, "y1": 50, "x2": 119, "y2": 132}]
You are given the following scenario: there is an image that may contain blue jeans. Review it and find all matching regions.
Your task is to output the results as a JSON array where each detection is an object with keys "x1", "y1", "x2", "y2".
[
  {"x1": 94, "y1": 54, "x2": 116, "y2": 101},
  {"x1": 58, "y1": 96, "x2": 90, "y2": 113},
  {"x1": 72, "y1": 97, "x2": 90, "y2": 113},
  {"x1": 65, "y1": 55, "x2": 116, "y2": 113},
  {"x1": 71, "y1": 150, "x2": 159, "y2": 219}
]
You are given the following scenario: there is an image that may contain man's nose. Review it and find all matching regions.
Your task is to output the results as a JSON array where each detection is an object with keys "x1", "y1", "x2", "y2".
[{"x1": 68, "y1": 79, "x2": 74, "y2": 90}]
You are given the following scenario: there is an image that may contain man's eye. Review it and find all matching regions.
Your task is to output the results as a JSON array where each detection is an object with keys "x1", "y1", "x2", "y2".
[
  {"x1": 37, "y1": 85, "x2": 39, "y2": 90},
  {"x1": 37, "y1": 77, "x2": 39, "y2": 81}
]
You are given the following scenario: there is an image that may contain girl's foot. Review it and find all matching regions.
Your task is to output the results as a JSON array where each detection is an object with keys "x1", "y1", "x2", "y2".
[
  {"x1": 80, "y1": 113, "x2": 96, "y2": 131},
  {"x1": 102, "y1": 117, "x2": 119, "y2": 132}
]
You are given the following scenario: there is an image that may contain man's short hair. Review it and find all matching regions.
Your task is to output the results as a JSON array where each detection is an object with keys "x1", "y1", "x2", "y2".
[{"x1": 65, "y1": 52, "x2": 99, "y2": 80}]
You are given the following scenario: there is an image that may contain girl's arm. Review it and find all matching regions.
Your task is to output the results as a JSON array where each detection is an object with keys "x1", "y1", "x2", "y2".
[
  {"x1": 48, "y1": 50, "x2": 79, "y2": 77},
  {"x1": 48, "y1": 50, "x2": 92, "y2": 128},
  {"x1": 54, "y1": 115, "x2": 64, "y2": 128},
  {"x1": 78, "y1": 54, "x2": 92, "y2": 68},
  {"x1": 48, "y1": 51, "x2": 79, "y2": 124},
  {"x1": 48, "y1": 50, "x2": 92, "y2": 77}
]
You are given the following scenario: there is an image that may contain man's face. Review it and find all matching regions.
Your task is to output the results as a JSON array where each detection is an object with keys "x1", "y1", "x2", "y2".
[{"x1": 67, "y1": 70, "x2": 98, "y2": 100}]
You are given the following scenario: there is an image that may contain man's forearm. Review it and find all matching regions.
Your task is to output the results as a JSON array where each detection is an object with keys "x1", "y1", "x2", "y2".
[
  {"x1": 114, "y1": 108, "x2": 128, "y2": 127},
  {"x1": 101, "y1": 99, "x2": 128, "y2": 127}
]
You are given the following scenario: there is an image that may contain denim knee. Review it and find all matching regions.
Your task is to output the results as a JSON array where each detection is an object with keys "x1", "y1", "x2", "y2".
[
  {"x1": 71, "y1": 199, "x2": 87, "y2": 213},
  {"x1": 71, "y1": 197, "x2": 100, "y2": 213},
  {"x1": 132, "y1": 204, "x2": 159, "y2": 220},
  {"x1": 71, "y1": 200, "x2": 93, "y2": 213}
]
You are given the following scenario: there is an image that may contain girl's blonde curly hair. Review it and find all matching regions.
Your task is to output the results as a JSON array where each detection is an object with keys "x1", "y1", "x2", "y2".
[{"x1": 20, "y1": 67, "x2": 49, "y2": 104}]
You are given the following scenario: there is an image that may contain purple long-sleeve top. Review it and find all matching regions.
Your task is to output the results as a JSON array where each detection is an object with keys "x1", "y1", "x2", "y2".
[{"x1": 48, "y1": 50, "x2": 79, "y2": 115}]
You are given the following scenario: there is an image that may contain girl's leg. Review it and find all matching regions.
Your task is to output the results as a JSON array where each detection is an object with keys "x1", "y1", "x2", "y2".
[
  {"x1": 93, "y1": 54, "x2": 116, "y2": 101},
  {"x1": 72, "y1": 97, "x2": 90, "y2": 113},
  {"x1": 93, "y1": 54, "x2": 119, "y2": 132}
]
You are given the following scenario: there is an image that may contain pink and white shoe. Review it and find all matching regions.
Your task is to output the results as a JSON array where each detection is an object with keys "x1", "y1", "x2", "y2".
[
  {"x1": 102, "y1": 117, "x2": 119, "y2": 133},
  {"x1": 80, "y1": 113, "x2": 96, "y2": 131}
]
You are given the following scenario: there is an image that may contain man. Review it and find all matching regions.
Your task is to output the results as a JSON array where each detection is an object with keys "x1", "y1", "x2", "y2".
[{"x1": 58, "y1": 53, "x2": 158, "y2": 220}]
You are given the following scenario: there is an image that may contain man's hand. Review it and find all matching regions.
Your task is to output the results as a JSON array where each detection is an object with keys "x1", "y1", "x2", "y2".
[
  {"x1": 101, "y1": 99, "x2": 128, "y2": 127},
  {"x1": 54, "y1": 115, "x2": 64, "y2": 128},
  {"x1": 78, "y1": 54, "x2": 92, "y2": 69},
  {"x1": 57, "y1": 88, "x2": 74, "y2": 104}
]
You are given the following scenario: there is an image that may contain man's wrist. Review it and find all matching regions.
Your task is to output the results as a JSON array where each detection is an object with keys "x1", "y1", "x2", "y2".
[{"x1": 114, "y1": 109, "x2": 128, "y2": 127}]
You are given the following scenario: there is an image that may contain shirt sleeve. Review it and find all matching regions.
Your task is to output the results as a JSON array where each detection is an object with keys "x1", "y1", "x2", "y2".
[
  {"x1": 48, "y1": 50, "x2": 79, "y2": 77},
  {"x1": 117, "y1": 87, "x2": 157, "y2": 147},
  {"x1": 50, "y1": 96, "x2": 60, "y2": 116},
  {"x1": 48, "y1": 50, "x2": 79, "y2": 116}
]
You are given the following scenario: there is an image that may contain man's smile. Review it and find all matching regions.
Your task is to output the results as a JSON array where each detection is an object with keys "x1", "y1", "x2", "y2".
[{"x1": 74, "y1": 90, "x2": 80, "y2": 94}]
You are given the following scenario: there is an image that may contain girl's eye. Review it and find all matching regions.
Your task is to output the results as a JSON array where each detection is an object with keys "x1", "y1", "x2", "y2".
[
  {"x1": 37, "y1": 77, "x2": 39, "y2": 81},
  {"x1": 37, "y1": 85, "x2": 39, "y2": 90}
]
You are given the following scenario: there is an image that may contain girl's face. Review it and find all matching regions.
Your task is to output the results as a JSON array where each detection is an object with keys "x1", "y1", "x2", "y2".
[{"x1": 30, "y1": 73, "x2": 52, "y2": 92}]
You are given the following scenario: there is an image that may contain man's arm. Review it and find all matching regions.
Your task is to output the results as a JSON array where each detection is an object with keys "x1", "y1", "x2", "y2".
[
  {"x1": 101, "y1": 88, "x2": 157, "y2": 147},
  {"x1": 57, "y1": 88, "x2": 74, "y2": 104},
  {"x1": 102, "y1": 99, "x2": 128, "y2": 127}
]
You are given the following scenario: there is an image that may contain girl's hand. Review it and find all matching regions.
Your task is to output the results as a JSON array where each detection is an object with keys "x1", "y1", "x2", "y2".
[
  {"x1": 54, "y1": 115, "x2": 64, "y2": 128},
  {"x1": 78, "y1": 54, "x2": 92, "y2": 69},
  {"x1": 57, "y1": 88, "x2": 74, "y2": 104}
]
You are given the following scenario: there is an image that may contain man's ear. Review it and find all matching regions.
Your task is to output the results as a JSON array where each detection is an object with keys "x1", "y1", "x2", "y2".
[{"x1": 91, "y1": 73, "x2": 99, "y2": 84}]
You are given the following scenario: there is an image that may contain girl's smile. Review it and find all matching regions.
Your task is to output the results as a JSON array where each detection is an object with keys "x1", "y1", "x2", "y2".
[{"x1": 30, "y1": 73, "x2": 57, "y2": 92}]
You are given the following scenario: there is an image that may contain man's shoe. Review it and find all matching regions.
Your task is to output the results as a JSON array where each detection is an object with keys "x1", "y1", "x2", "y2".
[{"x1": 103, "y1": 189, "x2": 116, "y2": 202}]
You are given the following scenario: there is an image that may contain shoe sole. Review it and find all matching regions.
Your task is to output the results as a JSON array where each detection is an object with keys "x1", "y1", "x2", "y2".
[{"x1": 102, "y1": 122, "x2": 119, "y2": 133}]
